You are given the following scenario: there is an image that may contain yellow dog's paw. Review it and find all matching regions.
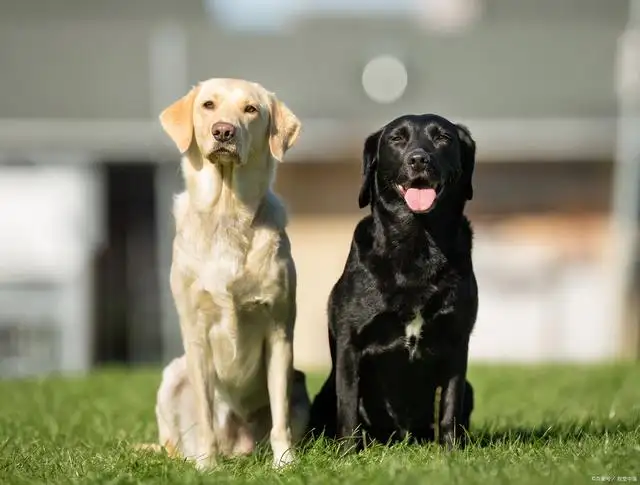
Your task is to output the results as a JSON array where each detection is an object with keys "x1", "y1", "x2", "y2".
[
  {"x1": 132, "y1": 443, "x2": 163, "y2": 452},
  {"x1": 272, "y1": 448, "x2": 296, "y2": 469},
  {"x1": 132, "y1": 442, "x2": 181, "y2": 458}
]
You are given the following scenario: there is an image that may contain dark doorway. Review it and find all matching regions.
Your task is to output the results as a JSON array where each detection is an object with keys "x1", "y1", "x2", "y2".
[{"x1": 94, "y1": 163, "x2": 162, "y2": 365}]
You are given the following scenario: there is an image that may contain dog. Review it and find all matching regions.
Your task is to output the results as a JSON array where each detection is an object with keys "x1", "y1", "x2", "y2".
[
  {"x1": 154, "y1": 78, "x2": 310, "y2": 469},
  {"x1": 307, "y1": 114, "x2": 477, "y2": 450}
]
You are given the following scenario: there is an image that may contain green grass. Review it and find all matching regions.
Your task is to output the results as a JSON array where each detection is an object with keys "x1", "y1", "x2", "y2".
[{"x1": 0, "y1": 364, "x2": 639, "y2": 485}]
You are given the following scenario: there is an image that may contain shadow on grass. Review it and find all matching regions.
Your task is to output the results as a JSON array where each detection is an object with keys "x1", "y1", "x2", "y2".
[
  {"x1": 302, "y1": 419, "x2": 639, "y2": 452},
  {"x1": 468, "y1": 420, "x2": 639, "y2": 448}
]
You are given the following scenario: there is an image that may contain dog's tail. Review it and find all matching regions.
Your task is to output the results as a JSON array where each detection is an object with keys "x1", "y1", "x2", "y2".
[
  {"x1": 131, "y1": 442, "x2": 180, "y2": 457},
  {"x1": 132, "y1": 443, "x2": 163, "y2": 452}
]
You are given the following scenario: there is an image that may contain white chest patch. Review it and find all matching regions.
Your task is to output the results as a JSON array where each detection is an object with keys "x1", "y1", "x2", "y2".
[{"x1": 404, "y1": 311, "x2": 424, "y2": 360}]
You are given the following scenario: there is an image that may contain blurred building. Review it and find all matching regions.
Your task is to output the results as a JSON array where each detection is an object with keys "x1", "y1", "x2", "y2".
[{"x1": 0, "y1": 0, "x2": 637, "y2": 376}]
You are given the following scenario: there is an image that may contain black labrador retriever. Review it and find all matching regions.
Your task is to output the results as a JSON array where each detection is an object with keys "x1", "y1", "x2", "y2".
[{"x1": 308, "y1": 114, "x2": 477, "y2": 450}]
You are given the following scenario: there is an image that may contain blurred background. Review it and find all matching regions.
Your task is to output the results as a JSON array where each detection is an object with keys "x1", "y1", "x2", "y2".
[{"x1": 0, "y1": 0, "x2": 638, "y2": 378}]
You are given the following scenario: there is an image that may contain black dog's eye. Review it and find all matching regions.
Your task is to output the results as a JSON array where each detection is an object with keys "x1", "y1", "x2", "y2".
[
  {"x1": 244, "y1": 105, "x2": 258, "y2": 114},
  {"x1": 389, "y1": 134, "x2": 404, "y2": 142},
  {"x1": 435, "y1": 133, "x2": 451, "y2": 142},
  {"x1": 202, "y1": 100, "x2": 215, "y2": 110}
]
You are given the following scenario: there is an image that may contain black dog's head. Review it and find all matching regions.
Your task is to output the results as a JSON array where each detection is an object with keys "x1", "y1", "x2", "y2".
[{"x1": 358, "y1": 114, "x2": 475, "y2": 217}]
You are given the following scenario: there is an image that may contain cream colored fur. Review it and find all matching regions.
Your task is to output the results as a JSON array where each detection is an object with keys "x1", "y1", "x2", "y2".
[{"x1": 152, "y1": 78, "x2": 309, "y2": 470}]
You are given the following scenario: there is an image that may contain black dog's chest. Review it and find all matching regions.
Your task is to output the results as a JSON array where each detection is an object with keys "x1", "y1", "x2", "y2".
[
  {"x1": 358, "y1": 341, "x2": 441, "y2": 440},
  {"x1": 360, "y1": 307, "x2": 432, "y2": 359},
  {"x1": 354, "y1": 297, "x2": 466, "y2": 441},
  {"x1": 357, "y1": 281, "x2": 462, "y2": 359}
]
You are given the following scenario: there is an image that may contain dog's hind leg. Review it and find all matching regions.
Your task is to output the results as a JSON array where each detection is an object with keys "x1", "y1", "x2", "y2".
[
  {"x1": 307, "y1": 369, "x2": 337, "y2": 439},
  {"x1": 439, "y1": 368, "x2": 472, "y2": 449},
  {"x1": 439, "y1": 343, "x2": 470, "y2": 450},
  {"x1": 155, "y1": 355, "x2": 200, "y2": 460},
  {"x1": 461, "y1": 379, "x2": 474, "y2": 432},
  {"x1": 290, "y1": 370, "x2": 311, "y2": 443}
]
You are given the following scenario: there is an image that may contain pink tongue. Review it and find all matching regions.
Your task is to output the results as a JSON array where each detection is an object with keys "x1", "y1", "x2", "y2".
[{"x1": 404, "y1": 188, "x2": 437, "y2": 212}]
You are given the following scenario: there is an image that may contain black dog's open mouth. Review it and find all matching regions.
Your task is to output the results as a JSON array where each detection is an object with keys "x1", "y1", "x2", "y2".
[{"x1": 396, "y1": 179, "x2": 443, "y2": 213}]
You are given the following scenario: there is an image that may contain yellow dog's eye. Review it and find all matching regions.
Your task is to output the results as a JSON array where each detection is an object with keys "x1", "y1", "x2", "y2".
[
  {"x1": 202, "y1": 101, "x2": 215, "y2": 110},
  {"x1": 244, "y1": 105, "x2": 258, "y2": 114}
]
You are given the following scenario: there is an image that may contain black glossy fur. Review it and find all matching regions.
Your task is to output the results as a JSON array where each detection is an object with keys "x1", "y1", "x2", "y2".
[{"x1": 308, "y1": 114, "x2": 478, "y2": 449}]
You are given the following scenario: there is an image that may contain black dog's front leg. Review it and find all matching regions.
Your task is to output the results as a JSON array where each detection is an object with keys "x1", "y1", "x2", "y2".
[
  {"x1": 439, "y1": 350, "x2": 469, "y2": 449},
  {"x1": 335, "y1": 341, "x2": 361, "y2": 450}
]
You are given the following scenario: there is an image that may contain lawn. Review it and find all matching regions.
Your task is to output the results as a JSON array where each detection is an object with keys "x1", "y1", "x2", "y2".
[{"x1": 0, "y1": 364, "x2": 638, "y2": 485}]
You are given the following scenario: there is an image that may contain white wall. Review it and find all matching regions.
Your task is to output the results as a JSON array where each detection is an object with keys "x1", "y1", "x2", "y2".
[{"x1": 0, "y1": 163, "x2": 102, "y2": 376}]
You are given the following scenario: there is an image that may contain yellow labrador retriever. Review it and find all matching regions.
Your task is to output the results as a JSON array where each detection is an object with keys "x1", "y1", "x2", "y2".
[{"x1": 154, "y1": 78, "x2": 309, "y2": 469}]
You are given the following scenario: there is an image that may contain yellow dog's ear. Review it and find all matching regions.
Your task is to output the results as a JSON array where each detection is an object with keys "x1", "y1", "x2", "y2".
[
  {"x1": 159, "y1": 85, "x2": 200, "y2": 153},
  {"x1": 268, "y1": 93, "x2": 301, "y2": 163}
]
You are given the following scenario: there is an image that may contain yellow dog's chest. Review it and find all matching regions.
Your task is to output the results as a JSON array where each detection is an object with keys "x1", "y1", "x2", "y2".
[
  {"x1": 194, "y1": 277, "x2": 273, "y2": 389},
  {"x1": 179, "y1": 229, "x2": 280, "y2": 307},
  {"x1": 176, "y1": 226, "x2": 283, "y2": 389},
  {"x1": 209, "y1": 315, "x2": 267, "y2": 389}
]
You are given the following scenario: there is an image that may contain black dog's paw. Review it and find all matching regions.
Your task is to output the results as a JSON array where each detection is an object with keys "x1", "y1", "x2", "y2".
[
  {"x1": 337, "y1": 436, "x2": 359, "y2": 456},
  {"x1": 440, "y1": 428, "x2": 469, "y2": 451},
  {"x1": 441, "y1": 433, "x2": 458, "y2": 451},
  {"x1": 336, "y1": 428, "x2": 363, "y2": 456}
]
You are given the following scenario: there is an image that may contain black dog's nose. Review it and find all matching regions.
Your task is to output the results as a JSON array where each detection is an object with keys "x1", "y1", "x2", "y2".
[
  {"x1": 409, "y1": 152, "x2": 428, "y2": 168},
  {"x1": 211, "y1": 122, "x2": 236, "y2": 142}
]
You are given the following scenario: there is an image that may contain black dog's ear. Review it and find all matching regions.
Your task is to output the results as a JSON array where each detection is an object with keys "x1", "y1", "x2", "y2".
[
  {"x1": 358, "y1": 129, "x2": 382, "y2": 209},
  {"x1": 456, "y1": 123, "x2": 476, "y2": 201}
]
